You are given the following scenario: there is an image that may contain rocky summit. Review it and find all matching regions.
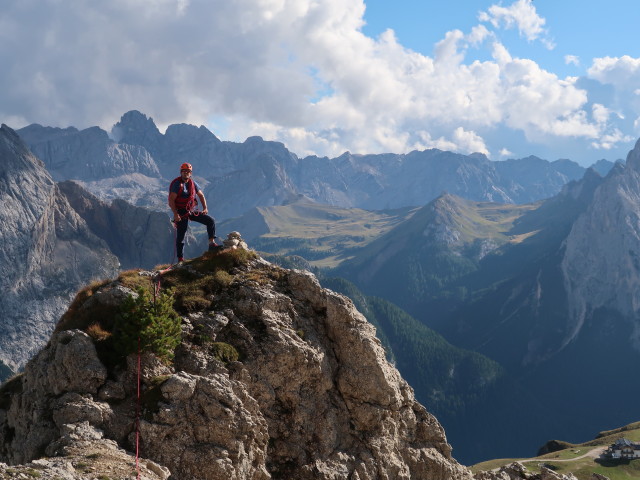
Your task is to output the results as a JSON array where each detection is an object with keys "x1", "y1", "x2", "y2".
[{"x1": 0, "y1": 244, "x2": 474, "y2": 480}]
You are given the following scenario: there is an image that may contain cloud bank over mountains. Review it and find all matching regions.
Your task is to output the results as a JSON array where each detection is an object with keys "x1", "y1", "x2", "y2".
[{"x1": 1, "y1": 0, "x2": 638, "y2": 163}]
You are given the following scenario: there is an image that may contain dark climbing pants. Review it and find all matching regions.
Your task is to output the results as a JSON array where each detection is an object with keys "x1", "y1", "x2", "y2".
[{"x1": 175, "y1": 209, "x2": 216, "y2": 259}]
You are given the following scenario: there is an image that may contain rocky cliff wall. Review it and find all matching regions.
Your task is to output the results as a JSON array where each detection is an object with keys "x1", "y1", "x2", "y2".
[
  {"x1": 18, "y1": 123, "x2": 160, "y2": 181},
  {"x1": 0, "y1": 125, "x2": 119, "y2": 374},
  {"x1": 562, "y1": 139, "x2": 640, "y2": 349}
]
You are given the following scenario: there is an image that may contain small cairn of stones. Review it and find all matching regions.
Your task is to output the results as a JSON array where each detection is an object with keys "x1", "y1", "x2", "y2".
[{"x1": 222, "y1": 231, "x2": 249, "y2": 250}]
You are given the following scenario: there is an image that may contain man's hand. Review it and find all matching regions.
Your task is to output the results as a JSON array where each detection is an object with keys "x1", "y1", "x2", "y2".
[
  {"x1": 196, "y1": 191, "x2": 208, "y2": 215},
  {"x1": 173, "y1": 213, "x2": 182, "y2": 223}
]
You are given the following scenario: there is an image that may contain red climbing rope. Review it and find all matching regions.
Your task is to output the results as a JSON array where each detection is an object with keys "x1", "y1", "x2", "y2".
[
  {"x1": 153, "y1": 274, "x2": 161, "y2": 302},
  {"x1": 135, "y1": 335, "x2": 141, "y2": 480},
  {"x1": 135, "y1": 274, "x2": 163, "y2": 479},
  {"x1": 135, "y1": 266, "x2": 175, "y2": 479}
]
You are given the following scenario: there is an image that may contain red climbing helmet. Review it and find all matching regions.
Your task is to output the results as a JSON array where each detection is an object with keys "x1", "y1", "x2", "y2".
[{"x1": 180, "y1": 162, "x2": 192, "y2": 172}]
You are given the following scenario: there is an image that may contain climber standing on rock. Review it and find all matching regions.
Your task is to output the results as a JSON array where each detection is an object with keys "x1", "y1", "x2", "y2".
[{"x1": 168, "y1": 162, "x2": 218, "y2": 263}]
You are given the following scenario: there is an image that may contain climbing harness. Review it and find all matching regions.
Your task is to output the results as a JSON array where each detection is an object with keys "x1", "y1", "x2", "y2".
[
  {"x1": 172, "y1": 207, "x2": 202, "y2": 223},
  {"x1": 169, "y1": 176, "x2": 199, "y2": 214}
]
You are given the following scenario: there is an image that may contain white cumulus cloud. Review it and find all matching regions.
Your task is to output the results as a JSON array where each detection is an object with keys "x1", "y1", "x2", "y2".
[
  {"x1": 588, "y1": 55, "x2": 640, "y2": 90},
  {"x1": 478, "y1": 0, "x2": 552, "y2": 47},
  {"x1": 499, "y1": 148, "x2": 514, "y2": 158},
  {"x1": 591, "y1": 129, "x2": 634, "y2": 150},
  {"x1": 592, "y1": 104, "x2": 610, "y2": 125},
  {"x1": 565, "y1": 55, "x2": 580, "y2": 66}
]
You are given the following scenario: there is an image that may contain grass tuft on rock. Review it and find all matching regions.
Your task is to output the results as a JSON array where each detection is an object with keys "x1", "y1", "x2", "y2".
[
  {"x1": 55, "y1": 278, "x2": 113, "y2": 332},
  {"x1": 55, "y1": 249, "x2": 259, "y2": 368},
  {"x1": 210, "y1": 342, "x2": 240, "y2": 363},
  {"x1": 161, "y1": 249, "x2": 257, "y2": 313},
  {"x1": 195, "y1": 247, "x2": 258, "y2": 273}
]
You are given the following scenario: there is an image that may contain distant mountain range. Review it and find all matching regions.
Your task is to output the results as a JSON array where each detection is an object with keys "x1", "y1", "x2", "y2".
[{"x1": 17, "y1": 110, "x2": 617, "y2": 221}]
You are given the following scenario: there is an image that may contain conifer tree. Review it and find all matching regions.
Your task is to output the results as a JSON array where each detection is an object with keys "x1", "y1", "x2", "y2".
[{"x1": 114, "y1": 287, "x2": 181, "y2": 363}]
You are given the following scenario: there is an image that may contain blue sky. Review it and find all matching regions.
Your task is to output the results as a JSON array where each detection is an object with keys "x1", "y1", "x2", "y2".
[
  {"x1": 363, "y1": 0, "x2": 639, "y2": 78},
  {"x1": 2, "y1": 0, "x2": 640, "y2": 166}
]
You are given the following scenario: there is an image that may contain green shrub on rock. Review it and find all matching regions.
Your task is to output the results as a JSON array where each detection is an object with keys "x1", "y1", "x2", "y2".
[
  {"x1": 113, "y1": 287, "x2": 181, "y2": 364},
  {"x1": 210, "y1": 342, "x2": 239, "y2": 363}
]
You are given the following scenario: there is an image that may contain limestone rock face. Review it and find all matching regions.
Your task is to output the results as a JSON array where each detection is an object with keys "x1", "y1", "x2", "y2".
[
  {"x1": 0, "y1": 421, "x2": 169, "y2": 479},
  {"x1": 0, "y1": 125, "x2": 119, "y2": 374},
  {"x1": 203, "y1": 153, "x2": 300, "y2": 220},
  {"x1": 562, "y1": 139, "x2": 640, "y2": 349},
  {"x1": 74, "y1": 172, "x2": 168, "y2": 210},
  {"x1": 111, "y1": 110, "x2": 165, "y2": 159},
  {"x1": 18, "y1": 123, "x2": 160, "y2": 181},
  {"x1": 0, "y1": 253, "x2": 473, "y2": 480}
]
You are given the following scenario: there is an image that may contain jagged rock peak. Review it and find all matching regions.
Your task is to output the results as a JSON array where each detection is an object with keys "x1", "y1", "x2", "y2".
[
  {"x1": 165, "y1": 122, "x2": 220, "y2": 144},
  {"x1": 0, "y1": 124, "x2": 47, "y2": 175},
  {"x1": 241, "y1": 135, "x2": 294, "y2": 159},
  {"x1": 591, "y1": 158, "x2": 619, "y2": 177},
  {"x1": 561, "y1": 139, "x2": 640, "y2": 351},
  {"x1": 0, "y1": 249, "x2": 473, "y2": 480},
  {"x1": 111, "y1": 110, "x2": 163, "y2": 147},
  {"x1": 625, "y1": 137, "x2": 640, "y2": 171},
  {"x1": 429, "y1": 192, "x2": 472, "y2": 220},
  {"x1": 558, "y1": 167, "x2": 603, "y2": 202},
  {"x1": 0, "y1": 123, "x2": 55, "y2": 210}
]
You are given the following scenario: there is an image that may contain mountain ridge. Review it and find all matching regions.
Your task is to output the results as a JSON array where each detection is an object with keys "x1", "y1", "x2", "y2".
[{"x1": 16, "y1": 111, "x2": 617, "y2": 222}]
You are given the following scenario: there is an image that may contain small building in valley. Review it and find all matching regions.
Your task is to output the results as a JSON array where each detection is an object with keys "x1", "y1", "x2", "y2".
[{"x1": 605, "y1": 438, "x2": 640, "y2": 459}]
